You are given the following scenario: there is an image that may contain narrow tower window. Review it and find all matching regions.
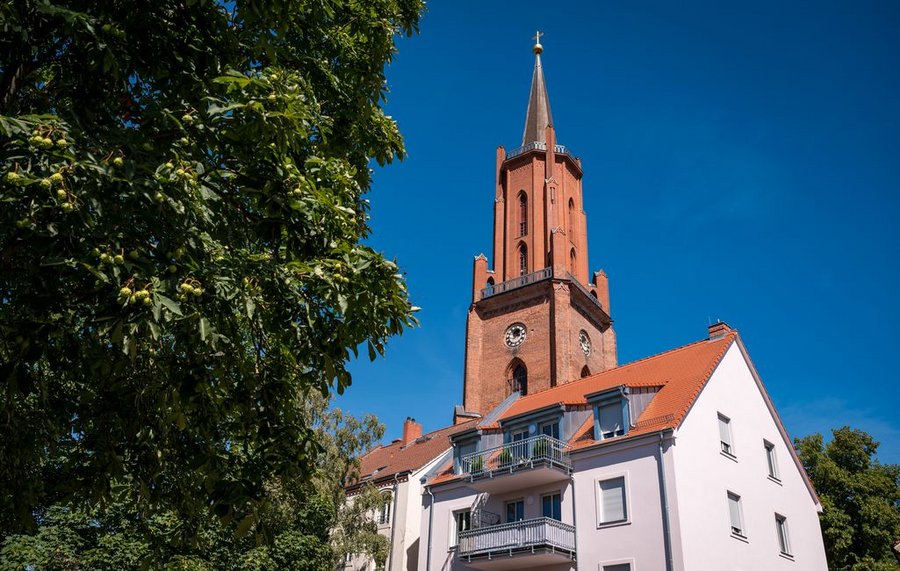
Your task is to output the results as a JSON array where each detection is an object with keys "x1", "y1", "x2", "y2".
[
  {"x1": 512, "y1": 364, "x2": 527, "y2": 396},
  {"x1": 581, "y1": 365, "x2": 591, "y2": 378},
  {"x1": 518, "y1": 192, "x2": 528, "y2": 236},
  {"x1": 570, "y1": 248, "x2": 577, "y2": 274},
  {"x1": 518, "y1": 243, "x2": 528, "y2": 276},
  {"x1": 568, "y1": 197, "x2": 575, "y2": 244}
]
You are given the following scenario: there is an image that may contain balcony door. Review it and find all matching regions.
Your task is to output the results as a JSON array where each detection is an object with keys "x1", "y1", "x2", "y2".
[
  {"x1": 542, "y1": 493, "x2": 562, "y2": 520},
  {"x1": 506, "y1": 499, "x2": 525, "y2": 523}
]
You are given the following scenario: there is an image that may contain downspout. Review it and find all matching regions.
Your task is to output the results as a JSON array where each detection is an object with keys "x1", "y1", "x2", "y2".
[
  {"x1": 657, "y1": 432, "x2": 674, "y2": 571},
  {"x1": 386, "y1": 475, "x2": 400, "y2": 571},
  {"x1": 570, "y1": 473, "x2": 579, "y2": 570},
  {"x1": 422, "y1": 477, "x2": 434, "y2": 571}
]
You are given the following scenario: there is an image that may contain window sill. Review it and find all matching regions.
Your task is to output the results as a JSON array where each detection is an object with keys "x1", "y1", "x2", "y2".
[
  {"x1": 779, "y1": 551, "x2": 794, "y2": 561},
  {"x1": 720, "y1": 450, "x2": 738, "y2": 463},
  {"x1": 730, "y1": 532, "x2": 749, "y2": 544},
  {"x1": 767, "y1": 475, "x2": 783, "y2": 486},
  {"x1": 597, "y1": 519, "x2": 631, "y2": 530}
]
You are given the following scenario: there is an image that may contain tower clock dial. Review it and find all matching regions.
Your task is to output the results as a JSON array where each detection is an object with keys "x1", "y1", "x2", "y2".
[
  {"x1": 504, "y1": 323, "x2": 527, "y2": 348},
  {"x1": 579, "y1": 330, "x2": 592, "y2": 356}
]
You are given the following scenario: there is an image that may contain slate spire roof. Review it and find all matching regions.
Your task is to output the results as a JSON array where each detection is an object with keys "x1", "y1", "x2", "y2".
[{"x1": 522, "y1": 44, "x2": 554, "y2": 145}]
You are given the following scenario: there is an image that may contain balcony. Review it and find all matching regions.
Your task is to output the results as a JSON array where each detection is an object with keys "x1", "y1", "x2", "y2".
[
  {"x1": 481, "y1": 267, "x2": 552, "y2": 300},
  {"x1": 459, "y1": 435, "x2": 571, "y2": 493},
  {"x1": 457, "y1": 517, "x2": 576, "y2": 569}
]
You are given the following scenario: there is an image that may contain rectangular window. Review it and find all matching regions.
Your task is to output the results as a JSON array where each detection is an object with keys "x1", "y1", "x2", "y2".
[
  {"x1": 598, "y1": 402, "x2": 625, "y2": 439},
  {"x1": 727, "y1": 492, "x2": 744, "y2": 537},
  {"x1": 451, "y1": 510, "x2": 471, "y2": 548},
  {"x1": 603, "y1": 565, "x2": 631, "y2": 571},
  {"x1": 598, "y1": 477, "x2": 627, "y2": 524},
  {"x1": 506, "y1": 499, "x2": 525, "y2": 523},
  {"x1": 765, "y1": 440, "x2": 779, "y2": 480},
  {"x1": 542, "y1": 492, "x2": 562, "y2": 520},
  {"x1": 776, "y1": 514, "x2": 791, "y2": 555},
  {"x1": 541, "y1": 421, "x2": 560, "y2": 440},
  {"x1": 719, "y1": 414, "x2": 734, "y2": 456}
]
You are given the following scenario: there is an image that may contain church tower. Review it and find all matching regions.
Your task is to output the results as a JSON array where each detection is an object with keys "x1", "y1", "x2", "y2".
[{"x1": 456, "y1": 36, "x2": 617, "y2": 422}]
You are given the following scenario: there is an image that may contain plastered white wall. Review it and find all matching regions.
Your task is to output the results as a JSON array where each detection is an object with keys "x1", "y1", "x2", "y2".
[{"x1": 671, "y1": 342, "x2": 827, "y2": 571}]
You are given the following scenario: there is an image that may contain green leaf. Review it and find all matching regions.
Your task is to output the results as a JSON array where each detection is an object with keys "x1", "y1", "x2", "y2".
[{"x1": 156, "y1": 294, "x2": 183, "y2": 316}]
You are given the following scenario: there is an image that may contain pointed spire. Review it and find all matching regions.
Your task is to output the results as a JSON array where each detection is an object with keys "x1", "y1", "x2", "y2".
[{"x1": 522, "y1": 31, "x2": 554, "y2": 145}]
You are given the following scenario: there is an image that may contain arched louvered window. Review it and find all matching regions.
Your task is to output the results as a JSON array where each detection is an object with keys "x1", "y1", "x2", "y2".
[
  {"x1": 518, "y1": 192, "x2": 528, "y2": 237},
  {"x1": 518, "y1": 243, "x2": 528, "y2": 276},
  {"x1": 568, "y1": 197, "x2": 575, "y2": 244}
]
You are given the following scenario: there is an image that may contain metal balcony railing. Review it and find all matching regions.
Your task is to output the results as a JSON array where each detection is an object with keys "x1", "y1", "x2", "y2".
[
  {"x1": 459, "y1": 434, "x2": 571, "y2": 476},
  {"x1": 506, "y1": 141, "x2": 574, "y2": 160},
  {"x1": 457, "y1": 517, "x2": 576, "y2": 559},
  {"x1": 481, "y1": 267, "x2": 552, "y2": 299}
]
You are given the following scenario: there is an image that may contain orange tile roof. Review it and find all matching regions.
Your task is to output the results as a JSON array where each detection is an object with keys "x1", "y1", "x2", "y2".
[
  {"x1": 425, "y1": 332, "x2": 737, "y2": 487},
  {"x1": 498, "y1": 331, "x2": 738, "y2": 448},
  {"x1": 351, "y1": 420, "x2": 478, "y2": 489}
]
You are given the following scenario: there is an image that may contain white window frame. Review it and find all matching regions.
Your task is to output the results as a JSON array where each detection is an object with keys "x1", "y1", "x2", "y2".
[
  {"x1": 377, "y1": 491, "x2": 392, "y2": 526},
  {"x1": 727, "y1": 491, "x2": 745, "y2": 538},
  {"x1": 764, "y1": 440, "x2": 780, "y2": 481},
  {"x1": 595, "y1": 474, "x2": 630, "y2": 527},
  {"x1": 775, "y1": 513, "x2": 792, "y2": 556},
  {"x1": 718, "y1": 413, "x2": 735, "y2": 458},
  {"x1": 449, "y1": 509, "x2": 471, "y2": 549}
]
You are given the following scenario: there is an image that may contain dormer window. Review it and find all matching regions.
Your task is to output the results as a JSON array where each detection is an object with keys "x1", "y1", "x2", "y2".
[{"x1": 587, "y1": 386, "x2": 630, "y2": 441}]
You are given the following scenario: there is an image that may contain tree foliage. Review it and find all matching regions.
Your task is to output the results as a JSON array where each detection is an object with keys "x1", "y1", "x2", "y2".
[
  {"x1": 796, "y1": 427, "x2": 900, "y2": 570},
  {"x1": 0, "y1": 396, "x2": 391, "y2": 569},
  {"x1": 0, "y1": 0, "x2": 422, "y2": 536}
]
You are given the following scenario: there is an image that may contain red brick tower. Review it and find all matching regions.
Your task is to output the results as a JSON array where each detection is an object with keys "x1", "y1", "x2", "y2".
[{"x1": 456, "y1": 36, "x2": 617, "y2": 422}]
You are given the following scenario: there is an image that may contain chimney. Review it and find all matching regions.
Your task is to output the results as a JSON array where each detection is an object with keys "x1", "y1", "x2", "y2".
[
  {"x1": 708, "y1": 321, "x2": 732, "y2": 340},
  {"x1": 402, "y1": 417, "x2": 423, "y2": 445}
]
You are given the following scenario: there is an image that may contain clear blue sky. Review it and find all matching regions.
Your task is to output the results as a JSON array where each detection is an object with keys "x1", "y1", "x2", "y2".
[{"x1": 337, "y1": 1, "x2": 900, "y2": 463}]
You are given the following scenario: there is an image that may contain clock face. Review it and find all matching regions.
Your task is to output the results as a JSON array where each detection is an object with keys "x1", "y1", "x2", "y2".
[
  {"x1": 579, "y1": 330, "x2": 592, "y2": 356},
  {"x1": 504, "y1": 323, "x2": 527, "y2": 348}
]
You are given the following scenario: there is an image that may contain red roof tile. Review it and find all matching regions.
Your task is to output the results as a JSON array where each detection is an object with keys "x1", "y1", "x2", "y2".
[
  {"x1": 498, "y1": 331, "x2": 737, "y2": 447},
  {"x1": 352, "y1": 420, "x2": 478, "y2": 489}
]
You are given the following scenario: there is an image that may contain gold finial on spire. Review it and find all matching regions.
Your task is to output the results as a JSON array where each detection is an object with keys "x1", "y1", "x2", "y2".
[{"x1": 533, "y1": 30, "x2": 544, "y2": 54}]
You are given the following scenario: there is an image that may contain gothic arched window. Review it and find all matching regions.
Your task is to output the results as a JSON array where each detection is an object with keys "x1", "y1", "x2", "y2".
[
  {"x1": 518, "y1": 192, "x2": 528, "y2": 237},
  {"x1": 570, "y1": 248, "x2": 577, "y2": 274},
  {"x1": 512, "y1": 364, "x2": 528, "y2": 396},
  {"x1": 568, "y1": 197, "x2": 575, "y2": 244},
  {"x1": 518, "y1": 243, "x2": 528, "y2": 276},
  {"x1": 581, "y1": 365, "x2": 591, "y2": 378}
]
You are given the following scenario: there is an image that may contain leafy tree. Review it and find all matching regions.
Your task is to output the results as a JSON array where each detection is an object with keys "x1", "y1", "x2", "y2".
[
  {"x1": 0, "y1": 395, "x2": 391, "y2": 570},
  {"x1": 0, "y1": 0, "x2": 422, "y2": 535},
  {"x1": 796, "y1": 427, "x2": 900, "y2": 570}
]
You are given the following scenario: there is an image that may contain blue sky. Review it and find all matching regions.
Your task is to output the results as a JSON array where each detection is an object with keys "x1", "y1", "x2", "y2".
[{"x1": 337, "y1": 1, "x2": 900, "y2": 463}]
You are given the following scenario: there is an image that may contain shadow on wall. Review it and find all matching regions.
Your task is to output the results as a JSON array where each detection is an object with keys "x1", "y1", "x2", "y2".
[{"x1": 406, "y1": 538, "x2": 418, "y2": 571}]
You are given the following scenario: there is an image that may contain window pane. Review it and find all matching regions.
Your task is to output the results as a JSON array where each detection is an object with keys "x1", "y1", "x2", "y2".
[
  {"x1": 728, "y1": 493, "x2": 743, "y2": 535},
  {"x1": 599, "y1": 477, "x2": 626, "y2": 523},
  {"x1": 603, "y1": 565, "x2": 631, "y2": 571},
  {"x1": 765, "y1": 442, "x2": 779, "y2": 479},
  {"x1": 776, "y1": 515, "x2": 790, "y2": 554},
  {"x1": 506, "y1": 500, "x2": 524, "y2": 522},
  {"x1": 599, "y1": 403, "x2": 624, "y2": 438},
  {"x1": 719, "y1": 415, "x2": 733, "y2": 454},
  {"x1": 542, "y1": 493, "x2": 562, "y2": 520},
  {"x1": 542, "y1": 422, "x2": 560, "y2": 440}
]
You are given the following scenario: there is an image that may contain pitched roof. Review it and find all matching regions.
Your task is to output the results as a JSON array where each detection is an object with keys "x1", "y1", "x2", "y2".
[
  {"x1": 498, "y1": 331, "x2": 738, "y2": 447},
  {"x1": 426, "y1": 332, "x2": 737, "y2": 487},
  {"x1": 351, "y1": 420, "x2": 478, "y2": 489}
]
